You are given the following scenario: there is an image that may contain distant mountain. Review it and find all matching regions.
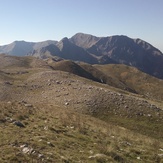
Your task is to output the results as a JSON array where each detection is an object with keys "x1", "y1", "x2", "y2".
[
  {"x1": 83, "y1": 34, "x2": 163, "y2": 78},
  {"x1": 0, "y1": 33, "x2": 163, "y2": 78},
  {"x1": 28, "y1": 44, "x2": 61, "y2": 59},
  {"x1": 0, "y1": 40, "x2": 57, "y2": 56},
  {"x1": 0, "y1": 41, "x2": 34, "y2": 56},
  {"x1": 29, "y1": 37, "x2": 98, "y2": 64},
  {"x1": 69, "y1": 33, "x2": 101, "y2": 49},
  {"x1": 56, "y1": 37, "x2": 98, "y2": 64}
]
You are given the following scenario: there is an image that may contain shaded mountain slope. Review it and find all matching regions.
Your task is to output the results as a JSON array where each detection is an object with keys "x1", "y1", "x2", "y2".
[
  {"x1": 29, "y1": 38, "x2": 98, "y2": 64},
  {"x1": 56, "y1": 37, "x2": 98, "y2": 64},
  {"x1": 48, "y1": 58, "x2": 163, "y2": 99},
  {"x1": 47, "y1": 57, "x2": 163, "y2": 103},
  {"x1": 48, "y1": 60, "x2": 101, "y2": 82},
  {"x1": 95, "y1": 64, "x2": 163, "y2": 101},
  {"x1": 47, "y1": 59, "x2": 136, "y2": 93},
  {"x1": 86, "y1": 35, "x2": 163, "y2": 78},
  {"x1": 79, "y1": 62, "x2": 136, "y2": 93},
  {"x1": 71, "y1": 33, "x2": 163, "y2": 78},
  {"x1": 1, "y1": 33, "x2": 163, "y2": 78},
  {"x1": 28, "y1": 44, "x2": 61, "y2": 59}
]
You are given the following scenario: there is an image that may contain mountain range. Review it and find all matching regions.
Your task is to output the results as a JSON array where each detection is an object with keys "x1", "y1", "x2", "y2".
[{"x1": 0, "y1": 33, "x2": 163, "y2": 79}]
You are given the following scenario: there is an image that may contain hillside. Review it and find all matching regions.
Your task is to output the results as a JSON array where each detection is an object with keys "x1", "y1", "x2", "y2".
[
  {"x1": 0, "y1": 55, "x2": 163, "y2": 162},
  {"x1": 94, "y1": 64, "x2": 163, "y2": 102},
  {"x1": 1, "y1": 101, "x2": 163, "y2": 162},
  {"x1": 45, "y1": 57, "x2": 163, "y2": 102}
]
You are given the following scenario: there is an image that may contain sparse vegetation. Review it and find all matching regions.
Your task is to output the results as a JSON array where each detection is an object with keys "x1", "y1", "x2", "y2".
[
  {"x1": 0, "y1": 55, "x2": 163, "y2": 162},
  {"x1": 0, "y1": 101, "x2": 163, "y2": 162}
]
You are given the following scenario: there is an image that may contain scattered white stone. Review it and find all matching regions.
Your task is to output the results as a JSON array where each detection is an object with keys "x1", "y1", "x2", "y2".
[
  {"x1": 46, "y1": 152, "x2": 53, "y2": 155},
  {"x1": 159, "y1": 148, "x2": 163, "y2": 152},
  {"x1": 89, "y1": 150, "x2": 94, "y2": 154},
  {"x1": 70, "y1": 126, "x2": 74, "y2": 129},
  {"x1": 22, "y1": 147, "x2": 33, "y2": 154},
  {"x1": 65, "y1": 102, "x2": 69, "y2": 106},
  {"x1": 88, "y1": 153, "x2": 107, "y2": 159},
  {"x1": 137, "y1": 156, "x2": 141, "y2": 160},
  {"x1": 32, "y1": 150, "x2": 36, "y2": 154},
  {"x1": 79, "y1": 150, "x2": 84, "y2": 153},
  {"x1": 38, "y1": 154, "x2": 44, "y2": 158},
  {"x1": 22, "y1": 147, "x2": 30, "y2": 154},
  {"x1": 158, "y1": 154, "x2": 163, "y2": 157},
  {"x1": 20, "y1": 144, "x2": 28, "y2": 148},
  {"x1": 60, "y1": 156, "x2": 66, "y2": 160},
  {"x1": 5, "y1": 117, "x2": 13, "y2": 122},
  {"x1": 24, "y1": 103, "x2": 32, "y2": 107},
  {"x1": 47, "y1": 141, "x2": 54, "y2": 147},
  {"x1": 44, "y1": 126, "x2": 48, "y2": 130},
  {"x1": 126, "y1": 142, "x2": 132, "y2": 146}
]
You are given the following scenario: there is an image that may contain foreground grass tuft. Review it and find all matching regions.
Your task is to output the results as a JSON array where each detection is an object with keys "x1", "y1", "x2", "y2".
[{"x1": 0, "y1": 101, "x2": 163, "y2": 162}]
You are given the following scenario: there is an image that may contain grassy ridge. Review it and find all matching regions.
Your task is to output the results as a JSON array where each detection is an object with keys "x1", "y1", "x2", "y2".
[{"x1": 95, "y1": 64, "x2": 163, "y2": 101}]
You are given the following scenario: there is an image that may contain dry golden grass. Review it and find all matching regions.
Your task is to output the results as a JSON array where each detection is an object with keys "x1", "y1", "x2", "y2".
[
  {"x1": 0, "y1": 56, "x2": 163, "y2": 162},
  {"x1": 95, "y1": 64, "x2": 163, "y2": 101},
  {"x1": 0, "y1": 101, "x2": 163, "y2": 162}
]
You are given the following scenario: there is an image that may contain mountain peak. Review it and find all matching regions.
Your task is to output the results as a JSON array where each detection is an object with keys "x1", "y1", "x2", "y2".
[
  {"x1": 0, "y1": 33, "x2": 163, "y2": 78},
  {"x1": 70, "y1": 33, "x2": 100, "y2": 49},
  {"x1": 14, "y1": 40, "x2": 27, "y2": 43},
  {"x1": 61, "y1": 37, "x2": 69, "y2": 42}
]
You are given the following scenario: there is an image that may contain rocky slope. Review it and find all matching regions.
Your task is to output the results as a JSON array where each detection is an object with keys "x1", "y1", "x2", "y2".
[
  {"x1": 0, "y1": 54, "x2": 163, "y2": 137},
  {"x1": 0, "y1": 54, "x2": 163, "y2": 162}
]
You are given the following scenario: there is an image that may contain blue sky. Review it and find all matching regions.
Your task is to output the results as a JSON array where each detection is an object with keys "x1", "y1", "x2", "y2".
[{"x1": 0, "y1": 0, "x2": 163, "y2": 52}]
